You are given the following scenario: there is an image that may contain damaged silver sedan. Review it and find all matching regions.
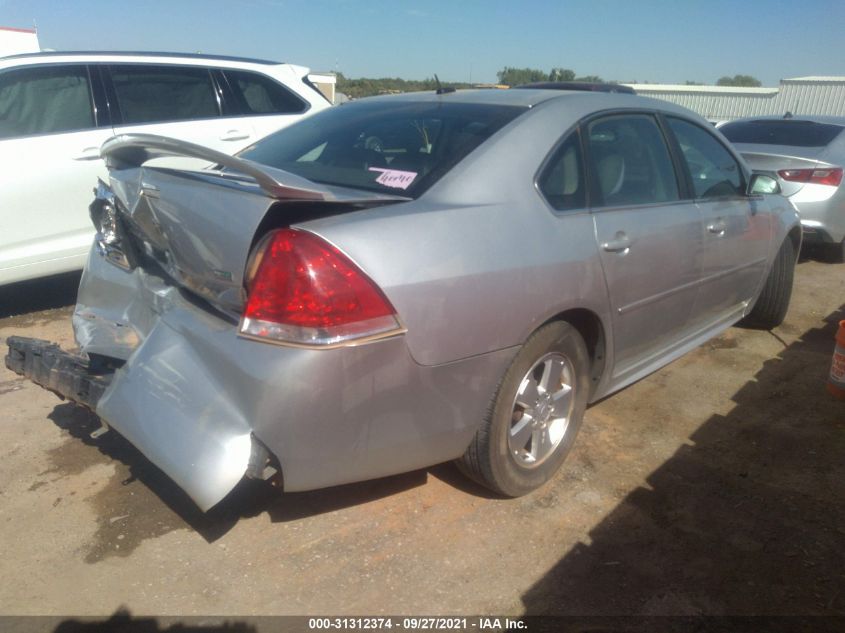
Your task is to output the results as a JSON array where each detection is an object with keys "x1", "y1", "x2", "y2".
[{"x1": 6, "y1": 89, "x2": 801, "y2": 511}]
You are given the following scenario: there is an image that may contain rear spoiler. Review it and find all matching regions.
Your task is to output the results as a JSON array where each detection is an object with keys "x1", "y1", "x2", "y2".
[{"x1": 100, "y1": 133, "x2": 410, "y2": 204}]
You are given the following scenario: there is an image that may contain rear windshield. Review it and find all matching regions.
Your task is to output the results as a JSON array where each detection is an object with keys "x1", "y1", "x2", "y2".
[
  {"x1": 720, "y1": 119, "x2": 844, "y2": 147},
  {"x1": 237, "y1": 99, "x2": 525, "y2": 197}
]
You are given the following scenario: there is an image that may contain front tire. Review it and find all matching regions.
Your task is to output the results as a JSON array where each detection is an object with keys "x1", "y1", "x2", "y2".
[
  {"x1": 822, "y1": 239, "x2": 845, "y2": 264},
  {"x1": 457, "y1": 321, "x2": 590, "y2": 497},
  {"x1": 741, "y1": 238, "x2": 795, "y2": 329}
]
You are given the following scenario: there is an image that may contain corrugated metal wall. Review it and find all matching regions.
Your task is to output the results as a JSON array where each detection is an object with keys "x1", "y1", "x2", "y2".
[
  {"x1": 779, "y1": 79, "x2": 845, "y2": 117},
  {"x1": 626, "y1": 78, "x2": 845, "y2": 121}
]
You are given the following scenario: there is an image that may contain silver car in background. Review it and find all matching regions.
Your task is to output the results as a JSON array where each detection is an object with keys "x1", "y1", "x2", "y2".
[
  {"x1": 6, "y1": 89, "x2": 800, "y2": 512},
  {"x1": 720, "y1": 115, "x2": 845, "y2": 262}
]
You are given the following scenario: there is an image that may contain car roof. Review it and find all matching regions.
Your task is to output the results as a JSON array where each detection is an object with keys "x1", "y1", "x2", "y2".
[
  {"x1": 0, "y1": 50, "x2": 283, "y2": 65},
  {"x1": 351, "y1": 88, "x2": 652, "y2": 108},
  {"x1": 346, "y1": 88, "x2": 706, "y2": 122},
  {"x1": 724, "y1": 115, "x2": 845, "y2": 127},
  {"x1": 514, "y1": 81, "x2": 636, "y2": 94}
]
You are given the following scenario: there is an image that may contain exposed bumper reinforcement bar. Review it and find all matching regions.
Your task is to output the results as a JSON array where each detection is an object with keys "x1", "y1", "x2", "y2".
[
  {"x1": 5, "y1": 334, "x2": 274, "y2": 511},
  {"x1": 4, "y1": 336, "x2": 112, "y2": 411}
]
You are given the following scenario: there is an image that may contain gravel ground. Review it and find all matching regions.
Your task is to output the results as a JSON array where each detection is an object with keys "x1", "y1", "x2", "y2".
[{"x1": 0, "y1": 259, "x2": 842, "y2": 626}]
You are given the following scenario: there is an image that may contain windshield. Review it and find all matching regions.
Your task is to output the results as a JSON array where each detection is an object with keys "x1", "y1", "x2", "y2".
[
  {"x1": 720, "y1": 119, "x2": 844, "y2": 148},
  {"x1": 237, "y1": 99, "x2": 525, "y2": 197}
]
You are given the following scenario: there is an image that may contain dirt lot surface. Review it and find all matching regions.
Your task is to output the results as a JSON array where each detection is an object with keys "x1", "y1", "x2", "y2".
[{"x1": 0, "y1": 261, "x2": 843, "y2": 623}]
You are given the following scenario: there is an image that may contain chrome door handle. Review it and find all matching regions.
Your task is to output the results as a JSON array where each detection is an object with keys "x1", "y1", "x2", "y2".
[
  {"x1": 219, "y1": 130, "x2": 250, "y2": 142},
  {"x1": 707, "y1": 220, "x2": 727, "y2": 235},
  {"x1": 601, "y1": 234, "x2": 631, "y2": 253}
]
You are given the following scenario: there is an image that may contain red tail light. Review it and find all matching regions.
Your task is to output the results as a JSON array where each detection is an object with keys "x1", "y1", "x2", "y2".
[
  {"x1": 240, "y1": 229, "x2": 403, "y2": 347},
  {"x1": 777, "y1": 167, "x2": 843, "y2": 187}
]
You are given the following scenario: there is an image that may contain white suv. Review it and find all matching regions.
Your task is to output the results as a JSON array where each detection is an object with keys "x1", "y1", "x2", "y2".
[{"x1": 0, "y1": 51, "x2": 331, "y2": 285}]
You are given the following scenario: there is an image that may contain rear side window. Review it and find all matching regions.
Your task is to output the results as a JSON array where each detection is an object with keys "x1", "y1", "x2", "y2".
[
  {"x1": 238, "y1": 100, "x2": 525, "y2": 197},
  {"x1": 224, "y1": 69, "x2": 306, "y2": 115},
  {"x1": 0, "y1": 65, "x2": 94, "y2": 139},
  {"x1": 720, "y1": 119, "x2": 843, "y2": 147},
  {"x1": 109, "y1": 65, "x2": 219, "y2": 125},
  {"x1": 668, "y1": 118, "x2": 743, "y2": 198},
  {"x1": 538, "y1": 132, "x2": 586, "y2": 211},
  {"x1": 586, "y1": 114, "x2": 680, "y2": 207}
]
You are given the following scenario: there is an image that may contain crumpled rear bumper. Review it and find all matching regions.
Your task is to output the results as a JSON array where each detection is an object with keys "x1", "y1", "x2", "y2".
[{"x1": 4, "y1": 333, "x2": 259, "y2": 512}]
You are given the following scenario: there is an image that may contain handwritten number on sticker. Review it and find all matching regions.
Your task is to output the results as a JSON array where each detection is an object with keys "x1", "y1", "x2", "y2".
[{"x1": 368, "y1": 167, "x2": 417, "y2": 190}]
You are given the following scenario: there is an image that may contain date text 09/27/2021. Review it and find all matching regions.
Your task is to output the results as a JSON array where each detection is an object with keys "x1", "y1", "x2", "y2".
[{"x1": 307, "y1": 617, "x2": 527, "y2": 630}]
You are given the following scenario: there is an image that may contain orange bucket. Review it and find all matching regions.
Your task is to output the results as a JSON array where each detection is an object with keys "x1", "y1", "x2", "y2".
[{"x1": 828, "y1": 320, "x2": 845, "y2": 400}]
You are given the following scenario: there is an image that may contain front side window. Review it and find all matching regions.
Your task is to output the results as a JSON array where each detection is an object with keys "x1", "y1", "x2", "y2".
[
  {"x1": 109, "y1": 65, "x2": 219, "y2": 125},
  {"x1": 538, "y1": 132, "x2": 586, "y2": 211},
  {"x1": 224, "y1": 69, "x2": 306, "y2": 115},
  {"x1": 586, "y1": 114, "x2": 680, "y2": 207},
  {"x1": 668, "y1": 117, "x2": 743, "y2": 199},
  {"x1": 238, "y1": 100, "x2": 525, "y2": 197},
  {"x1": 0, "y1": 65, "x2": 94, "y2": 139}
]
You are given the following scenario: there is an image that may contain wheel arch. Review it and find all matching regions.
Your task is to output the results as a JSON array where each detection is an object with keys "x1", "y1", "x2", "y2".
[
  {"x1": 787, "y1": 225, "x2": 802, "y2": 261},
  {"x1": 540, "y1": 308, "x2": 607, "y2": 399}
]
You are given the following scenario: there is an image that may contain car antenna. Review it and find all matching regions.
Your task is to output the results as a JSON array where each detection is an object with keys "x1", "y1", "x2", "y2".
[{"x1": 435, "y1": 74, "x2": 456, "y2": 95}]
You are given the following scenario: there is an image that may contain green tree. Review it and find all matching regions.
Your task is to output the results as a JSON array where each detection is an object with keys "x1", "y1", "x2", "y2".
[
  {"x1": 496, "y1": 67, "x2": 549, "y2": 86},
  {"x1": 336, "y1": 73, "x2": 471, "y2": 99},
  {"x1": 549, "y1": 67, "x2": 576, "y2": 82},
  {"x1": 715, "y1": 74, "x2": 762, "y2": 87}
]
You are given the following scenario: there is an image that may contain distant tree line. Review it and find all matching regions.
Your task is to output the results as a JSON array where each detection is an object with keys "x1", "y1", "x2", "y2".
[
  {"x1": 335, "y1": 68, "x2": 763, "y2": 99},
  {"x1": 715, "y1": 74, "x2": 762, "y2": 87},
  {"x1": 335, "y1": 72, "x2": 472, "y2": 99},
  {"x1": 496, "y1": 67, "x2": 606, "y2": 85}
]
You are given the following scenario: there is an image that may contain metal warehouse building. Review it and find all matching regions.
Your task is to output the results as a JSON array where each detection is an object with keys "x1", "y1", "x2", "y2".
[
  {"x1": 0, "y1": 25, "x2": 39, "y2": 57},
  {"x1": 623, "y1": 77, "x2": 845, "y2": 123}
]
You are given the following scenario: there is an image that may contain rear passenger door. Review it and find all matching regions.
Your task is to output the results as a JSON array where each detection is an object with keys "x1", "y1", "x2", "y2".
[
  {"x1": 217, "y1": 68, "x2": 311, "y2": 141},
  {"x1": 665, "y1": 117, "x2": 770, "y2": 330},
  {"x1": 103, "y1": 64, "x2": 257, "y2": 160},
  {"x1": 589, "y1": 114, "x2": 704, "y2": 383}
]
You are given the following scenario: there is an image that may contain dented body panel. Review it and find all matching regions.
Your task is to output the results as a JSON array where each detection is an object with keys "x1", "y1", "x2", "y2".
[{"x1": 67, "y1": 250, "x2": 517, "y2": 509}]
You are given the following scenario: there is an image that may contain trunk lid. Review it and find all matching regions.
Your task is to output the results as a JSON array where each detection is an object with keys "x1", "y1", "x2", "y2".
[
  {"x1": 733, "y1": 143, "x2": 832, "y2": 196},
  {"x1": 99, "y1": 134, "x2": 409, "y2": 317}
]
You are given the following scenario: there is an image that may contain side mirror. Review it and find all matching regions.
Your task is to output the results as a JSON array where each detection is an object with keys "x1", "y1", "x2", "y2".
[{"x1": 748, "y1": 173, "x2": 780, "y2": 195}]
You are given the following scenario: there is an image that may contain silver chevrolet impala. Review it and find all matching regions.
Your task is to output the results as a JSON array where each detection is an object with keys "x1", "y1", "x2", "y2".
[{"x1": 6, "y1": 89, "x2": 801, "y2": 511}]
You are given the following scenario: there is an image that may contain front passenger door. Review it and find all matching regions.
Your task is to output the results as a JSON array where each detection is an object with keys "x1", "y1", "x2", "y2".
[{"x1": 665, "y1": 117, "x2": 771, "y2": 331}]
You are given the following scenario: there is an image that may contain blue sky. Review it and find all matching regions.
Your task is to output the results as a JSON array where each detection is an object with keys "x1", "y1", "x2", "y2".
[{"x1": 2, "y1": 0, "x2": 844, "y2": 85}]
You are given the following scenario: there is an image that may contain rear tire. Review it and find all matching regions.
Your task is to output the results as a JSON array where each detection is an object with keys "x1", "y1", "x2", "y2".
[
  {"x1": 457, "y1": 321, "x2": 590, "y2": 497},
  {"x1": 741, "y1": 238, "x2": 795, "y2": 329}
]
